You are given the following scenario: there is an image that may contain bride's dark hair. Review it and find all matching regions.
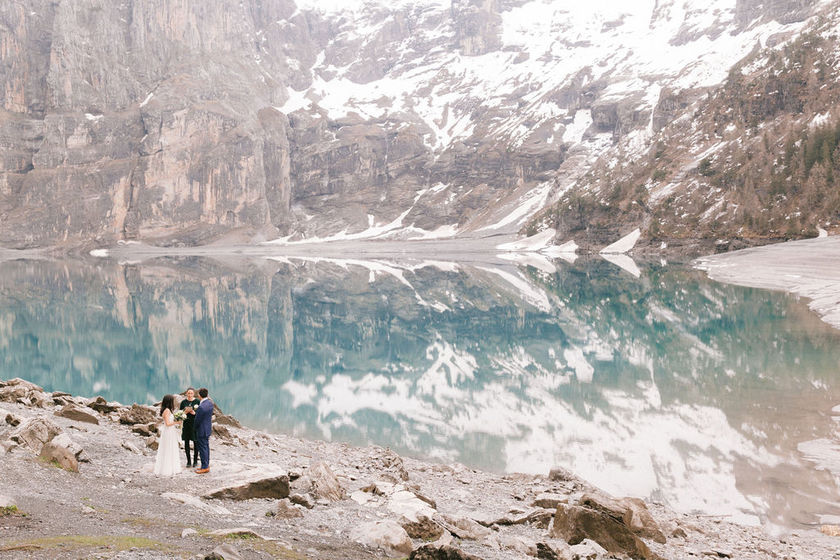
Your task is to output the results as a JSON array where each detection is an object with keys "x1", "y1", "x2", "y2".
[{"x1": 160, "y1": 394, "x2": 175, "y2": 416}]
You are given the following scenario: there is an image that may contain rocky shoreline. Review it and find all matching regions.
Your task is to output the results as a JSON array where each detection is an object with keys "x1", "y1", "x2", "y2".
[{"x1": 1, "y1": 378, "x2": 838, "y2": 560}]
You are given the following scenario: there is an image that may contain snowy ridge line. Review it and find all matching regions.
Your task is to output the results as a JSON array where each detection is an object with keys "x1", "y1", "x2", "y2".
[{"x1": 279, "y1": 0, "x2": 821, "y2": 156}]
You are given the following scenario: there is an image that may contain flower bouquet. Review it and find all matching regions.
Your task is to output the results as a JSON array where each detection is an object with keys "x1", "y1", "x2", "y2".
[{"x1": 174, "y1": 410, "x2": 186, "y2": 421}]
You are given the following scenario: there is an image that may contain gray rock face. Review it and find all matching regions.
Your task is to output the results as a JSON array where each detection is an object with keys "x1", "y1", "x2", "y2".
[
  {"x1": 0, "y1": 0, "x2": 830, "y2": 249},
  {"x1": 0, "y1": 0, "x2": 294, "y2": 248}
]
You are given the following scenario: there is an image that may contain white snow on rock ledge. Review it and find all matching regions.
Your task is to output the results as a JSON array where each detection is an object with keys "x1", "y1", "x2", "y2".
[
  {"x1": 600, "y1": 228, "x2": 641, "y2": 254},
  {"x1": 496, "y1": 229, "x2": 556, "y2": 252},
  {"x1": 695, "y1": 236, "x2": 840, "y2": 330}
]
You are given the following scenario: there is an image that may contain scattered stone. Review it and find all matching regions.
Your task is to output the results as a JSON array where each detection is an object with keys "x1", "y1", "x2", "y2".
[
  {"x1": 350, "y1": 520, "x2": 413, "y2": 556},
  {"x1": 702, "y1": 549, "x2": 733, "y2": 558},
  {"x1": 145, "y1": 436, "x2": 158, "y2": 450},
  {"x1": 388, "y1": 489, "x2": 436, "y2": 522},
  {"x1": 620, "y1": 497, "x2": 667, "y2": 544},
  {"x1": 88, "y1": 396, "x2": 120, "y2": 414},
  {"x1": 430, "y1": 530, "x2": 454, "y2": 548},
  {"x1": 119, "y1": 404, "x2": 158, "y2": 425},
  {"x1": 350, "y1": 490, "x2": 373, "y2": 505},
  {"x1": 212, "y1": 424, "x2": 233, "y2": 441},
  {"x1": 132, "y1": 423, "x2": 157, "y2": 437},
  {"x1": 569, "y1": 539, "x2": 607, "y2": 560},
  {"x1": 821, "y1": 524, "x2": 840, "y2": 537},
  {"x1": 39, "y1": 440, "x2": 79, "y2": 472},
  {"x1": 671, "y1": 527, "x2": 688, "y2": 539},
  {"x1": 550, "y1": 503, "x2": 653, "y2": 560},
  {"x1": 181, "y1": 528, "x2": 198, "y2": 537},
  {"x1": 548, "y1": 467, "x2": 577, "y2": 483},
  {"x1": 533, "y1": 493, "x2": 567, "y2": 509},
  {"x1": 289, "y1": 493, "x2": 314, "y2": 509},
  {"x1": 163, "y1": 492, "x2": 231, "y2": 515},
  {"x1": 54, "y1": 404, "x2": 100, "y2": 425},
  {"x1": 204, "y1": 474, "x2": 290, "y2": 501},
  {"x1": 536, "y1": 541, "x2": 573, "y2": 560},
  {"x1": 374, "y1": 448, "x2": 410, "y2": 481},
  {"x1": 3, "y1": 409, "x2": 22, "y2": 426},
  {"x1": 495, "y1": 534, "x2": 537, "y2": 556},
  {"x1": 214, "y1": 411, "x2": 241, "y2": 428},
  {"x1": 0, "y1": 495, "x2": 16, "y2": 508},
  {"x1": 0, "y1": 378, "x2": 44, "y2": 403},
  {"x1": 437, "y1": 514, "x2": 493, "y2": 541},
  {"x1": 8, "y1": 417, "x2": 61, "y2": 450},
  {"x1": 401, "y1": 515, "x2": 444, "y2": 540},
  {"x1": 275, "y1": 499, "x2": 304, "y2": 519},
  {"x1": 207, "y1": 528, "x2": 265, "y2": 540},
  {"x1": 580, "y1": 493, "x2": 666, "y2": 544},
  {"x1": 206, "y1": 543, "x2": 242, "y2": 559},
  {"x1": 406, "y1": 484, "x2": 437, "y2": 509},
  {"x1": 308, "y1": 461, "x2": 346, "y2": 501},
  {"x1": 121, "y1": 441, "x2": 142, "y2": 454},
  {"x1": 409, "y1": 544, "x2": 483, "y2": 560}
]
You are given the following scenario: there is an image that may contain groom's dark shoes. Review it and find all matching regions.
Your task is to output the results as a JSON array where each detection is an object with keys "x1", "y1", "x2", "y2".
[{"x1": 195, "y1": 468, "x2": 210, "y2": 474}]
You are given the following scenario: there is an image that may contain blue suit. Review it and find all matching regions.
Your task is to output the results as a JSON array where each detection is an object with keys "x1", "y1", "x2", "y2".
[{"x1": 194, "y1": 399, "x2": 213, "y2": 469}]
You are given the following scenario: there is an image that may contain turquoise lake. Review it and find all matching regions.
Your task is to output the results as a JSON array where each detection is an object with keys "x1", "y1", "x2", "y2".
[{"x1": 2, "y1": 255, "x2": 840, "y2": 531}]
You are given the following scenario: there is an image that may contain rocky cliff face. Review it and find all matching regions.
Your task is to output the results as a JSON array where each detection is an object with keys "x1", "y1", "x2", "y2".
[
  {"x1": 531, "y1": 5, "x2": 840, "y2": 254},
  {"x1": 0, "y1": 0, "x2": 833, "y2": 250},
  {"x1": 0, "y1": 0, "x2": 296, "y2": 248}
]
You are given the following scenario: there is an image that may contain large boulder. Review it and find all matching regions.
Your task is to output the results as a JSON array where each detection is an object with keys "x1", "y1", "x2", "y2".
[
  {"x1": 0, "y1": 378, "x2": 47, "y2": 406},
  {"x1": 212, "y1": 424, "x2": 233, "y2": 442},
  {"x1": 535, "y1": 541, "x2": 573, "y2": 560},
  {"x1": 274, "y1": 499, "x2": 304, "y2": 519},
  {"x1": 119, "y1": 404, "x2": 159, "y2": 425},
  {"x1": 436, "y1": 514, "x2": 492, "y2": 541},
  {"x1": 409, "y1": 544, "x2": 483, "y2": 560},
  {"x1": 132, "y1": 423, "x2": 158, "y2": 437},
  {"x1": 39, "y1": 440, "x2": 79, "y2": 472},
  {"x1": 7, "y1": 417, "x2": 61, "y2": 450},
  {"x1": 580, "y1": 493, "x2": 666, "y2": 544},
  {"x1": 389, "y1": 489, "x2": 436, "y2": 522},
  {"x1": 294, "y1": 461, "x2": 347, "y2": 502},
  {"x1": 350, "y1": 520, "x2": 413, "y2": 556},
  {"x1": 51, "y1": 433, "x2": 88, "y2": 463},
  {"x1": 550, "y1": 503, "x2": 654, "y2": 560},
  {"x1": 54, "y1": 404, "x2": 100, "y2": 425},
  {"x1": 401, "y1": 515, "x2": 444, "y2": 540},
  {"x1": 205, "y1": 474, "x2": 290, "y2": 501},
  {"x1": 88, "y1": 396, "x2": 120, "y2": 414}
]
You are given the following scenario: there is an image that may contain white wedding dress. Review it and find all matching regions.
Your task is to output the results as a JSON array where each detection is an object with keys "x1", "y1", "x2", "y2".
[{"x1": 153, "y1": 409, "x2": 182, "y2": 476}]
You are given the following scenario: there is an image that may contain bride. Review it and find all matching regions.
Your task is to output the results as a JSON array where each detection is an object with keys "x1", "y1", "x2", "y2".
[{"x1": 153, "y1": 394, "x2": 182, "y2": 476}]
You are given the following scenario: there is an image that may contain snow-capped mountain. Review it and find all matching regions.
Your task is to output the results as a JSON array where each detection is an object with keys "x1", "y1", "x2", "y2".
[{"x1": 0, "y1": 0, "x2": 834, "y2": 250}]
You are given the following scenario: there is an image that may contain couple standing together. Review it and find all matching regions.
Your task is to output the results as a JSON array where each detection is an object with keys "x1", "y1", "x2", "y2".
[{"x1": 154, "y1": 387, "x2": 213, "y2": 476}]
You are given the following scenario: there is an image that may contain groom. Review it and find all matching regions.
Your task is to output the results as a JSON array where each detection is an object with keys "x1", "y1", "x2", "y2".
[{"x1": 194, "y1": 387, "x2": 213, "y2": 474}]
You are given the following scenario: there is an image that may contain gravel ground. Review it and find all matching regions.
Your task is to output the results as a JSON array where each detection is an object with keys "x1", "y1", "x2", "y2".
[{"x1": 2, "y1": 388, "x2": 840, "y2": 560}]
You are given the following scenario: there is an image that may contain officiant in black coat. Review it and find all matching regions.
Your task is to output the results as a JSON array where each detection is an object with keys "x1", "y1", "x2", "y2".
[{"x1": 180, "y1": 387, "x2": 201, "y2": 467}]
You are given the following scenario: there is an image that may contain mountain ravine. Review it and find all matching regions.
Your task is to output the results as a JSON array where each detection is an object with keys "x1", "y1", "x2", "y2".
[{"x1": 0, "y1": 0, "x2": 835, "y2": 253}]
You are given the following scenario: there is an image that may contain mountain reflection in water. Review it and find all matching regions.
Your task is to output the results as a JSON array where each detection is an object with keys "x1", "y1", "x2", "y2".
[{"x1": 1, "y1": 255, "x2": 839, "y2": 530}]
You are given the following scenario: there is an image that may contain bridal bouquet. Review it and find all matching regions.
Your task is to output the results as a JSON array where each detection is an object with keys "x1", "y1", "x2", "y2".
[{"x1": 173, "y1": 410, "x2": 186, "y2": 421}]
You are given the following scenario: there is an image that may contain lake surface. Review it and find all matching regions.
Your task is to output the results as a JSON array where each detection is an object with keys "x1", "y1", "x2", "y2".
[{"x1": 2, "y1": 254, "x2": 840, "y2": 531}]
